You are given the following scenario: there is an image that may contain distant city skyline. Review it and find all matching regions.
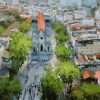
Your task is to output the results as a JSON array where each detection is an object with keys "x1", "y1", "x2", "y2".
[{"x1": 0, "y1": 0, "x2": 99, "y2": 8}]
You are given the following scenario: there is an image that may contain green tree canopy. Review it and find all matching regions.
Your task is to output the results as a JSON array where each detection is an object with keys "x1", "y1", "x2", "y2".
[
  {"x1": 52, "y1": 22, "x2": 62, "y2": 32},
  {"x1": 0, "y1": 20, "x2": 13, "y2": 28},
  {"x1": 57, "y1": 32, "x2": 69, "y2": 43},
  {"x1": 80, "y1": 83, "x2": 100, "y2": 99},
  {"x1": 55, "y1": 61, "x2": 80, "y2": 83},
  {"x1": 71, "y1": 89, "x2": 84, "y2": 100},
  {"x1": 0, "y1": 26, "x2": 5, "y2": 35},
  {"x1": 41, "y1": 73, "x2": 64, "y2": 100},
  {"x1": 0, "y1": 79, "x2": 21, "y2": 100},
  {"x1": 9, "y1": 31, "x2": 32, "y2": 72},
  {"x1": 71, "y1": 83, "x2": 100, "y2": 100},
  {"x1": 19, "y1": 22, "x2": 31, "y2": 32},
  {"x1": 10, "y1": 79, "x2": 21, "y2": 95},
  {"x1": 55, "y1": 44, "x2": 72, "y2": 60},
  {"x1": 52, "y1": 22, "x2": 69, "y2": 43}
]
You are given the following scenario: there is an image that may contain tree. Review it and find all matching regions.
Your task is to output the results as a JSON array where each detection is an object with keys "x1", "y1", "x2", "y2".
[
  {"x1": 55, "y1": 61, "x2": 80, "y2": 83},
  {"x1": 9, "y1": 31, "x2": 32, "y2": 72},
  {"x1": 10, "y1": 79, "x2": 21, "y2": 95},
  {"x1": 71, "y1": 83, "x2": 100, "y2": 100},
  {"x1": 71, "y1": 89, "x2": 84, "y2": 100},
  {"x1": 0, "y1": 26, "x2": 5, "y2": 35},
  {"x1": 52, "y1": 22, "x2": 66, "y2": 33},
  {"x1": 57, "y1": 32, "x2": 69, "y2": 43},
  {"x1": 41, "y1": 71, "x2": 64, "y2": 100},
  {"x1": 0, "y1": 79, "x2": 21, "y2": 100},
  {"x1": 52, "y1": 22, "x2": 61, "y2": 32},
  {"x1": 41, "y1": 61, "x2": 80, "y2": 100},
  {"x1": 0, "y1": 20, "x2": 13, "y2": 28},
  {"x1": 19, "y1": 22, "x2": 31, "y2": 32},
  {"x1": 55, "y1": 61, "x2": 80, "y2": 94},
  {"x1": 55, "y1": 44, "x2": 72, "y2": 60},
  {"x1": 80, "y1": 83, "x2": 100, "y2": 100}
]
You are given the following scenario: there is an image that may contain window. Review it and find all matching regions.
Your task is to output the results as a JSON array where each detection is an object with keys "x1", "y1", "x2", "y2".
[
  {"x1": 48, "y1": 46, "x2": 50, "y2": 51},
  {"x1": 41, "y1": 37, "x2": 43, "y2": 39},
  {"x1": 40, "y1": 45, "x2": 43, "y2": 51}
]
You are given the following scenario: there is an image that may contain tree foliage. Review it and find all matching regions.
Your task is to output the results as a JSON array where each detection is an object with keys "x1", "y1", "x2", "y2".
[
  {"x1": 9, "y1": 31, "x2": 32, "y2": 72},
  {"x1": 81, "y1": 83, "x2": 100, "y2": 99},
  {"x1": 71, "y1": 89, "x2": 84, "y2": 100},
  {"x1": 55, "y1": 61, "x2": 80, "y2": 83},
  {"x1": 0, "y1": 20, "x2": 13, "y2": 28},
  {"x1": 41, "y1": 72, "x2": 64, "y2": 100},
  {"x1": 0, "y1": 26, "x2": 5, "y2": 35},
  {"x1": 71, "y1": 83, "x2": 100, "y2": 100},
  {"x1": 41, "y1": 61, "x2": 80, "y2": 100},
  {"x1": 0, "y1": 79, "x2": 21, "y2": 100},
  {"x1": 55, "y1": 44, "x2": 72, "y2": 60},
  {"x1": 57, "y1": 32, "x2": 69, "y2": 43},
  {"x1": 52, "y1": 22, "x2": 69, "y2": 42},
  {"x1": 19, "y1": 22, "x2": 31, "y2": 32}
]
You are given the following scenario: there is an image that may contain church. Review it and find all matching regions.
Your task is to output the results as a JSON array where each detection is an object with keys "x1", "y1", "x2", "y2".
[{"x1": 31, "y1": 12, "x2": 52, "y2": 61}]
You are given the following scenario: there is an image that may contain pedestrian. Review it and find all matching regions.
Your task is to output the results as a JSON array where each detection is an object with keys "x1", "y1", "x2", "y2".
[{"x1": 34, "y1": 84, "x2": 36, "y2": 89}]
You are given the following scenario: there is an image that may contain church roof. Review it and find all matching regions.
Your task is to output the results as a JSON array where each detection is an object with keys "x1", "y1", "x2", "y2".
[{"x1": 37, "y1": 12, "x2": 45, "y2": 32}]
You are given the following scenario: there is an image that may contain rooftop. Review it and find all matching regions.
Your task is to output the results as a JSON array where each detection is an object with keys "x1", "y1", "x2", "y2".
[
  {"x1": 78, "y1": 40, "x2": 100, "y2": 55},
  {"x1": 37, "y1": 12, "x2": 45, "y2": 32},
  {"x1": 83, "y1": 69, "x2": 95, "y2": 80},
  {"x1": 2, "y1": 22, "x2": 19, "y2": 37}
]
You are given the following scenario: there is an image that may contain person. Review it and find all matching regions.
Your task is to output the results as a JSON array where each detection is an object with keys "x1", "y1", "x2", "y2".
[{"x1": 29, "y1": 88, "x2": 31, "y2": 93}]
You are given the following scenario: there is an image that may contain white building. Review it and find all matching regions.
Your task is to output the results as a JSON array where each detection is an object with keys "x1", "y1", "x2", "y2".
[
  {"x1": 82, "y1": 0, "x2": 97, "y2": 8},
  {"x1": 95, "y1": 9, "x2": 100, "y2": 29},
  {"x1": 82, "y1": 0, "x2": 97, "y2": 17},
  {"x1": 74, "y1": 9, "x2": 87, "y2": 19},
  {"x1": 0, "y1": 0, "x2": 6, "y2": 4},
  {"x1": 0, "y1": 43, "x2": 4, "y2": 66},
  {"x1": 48, "y1": 0, "x2": 60, "y2": 5},
  {"x1": 4, "y1": 0, "x2": 19, "y2": 4},
  {"x1": 81, "y1": 19, "x2": 95, "y2": 26},
  {"x1": 60, "y1": 0, "x2": 82, "y2": 8}
]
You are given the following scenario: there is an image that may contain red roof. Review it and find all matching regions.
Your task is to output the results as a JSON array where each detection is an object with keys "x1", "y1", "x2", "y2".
[
  {"x1": 83, "y1": 69, "x2": 95, "y2": 80},
  {"x1": 77, "y1": 56, "x2": 87, "y2": 64},
  {"x1": 95, "y1": 71, "x2": 100, "y2": 81},
  {"x1": 25, "y1": 17, "x2": 32, "y2": 23},
  {"x1": 37, "y1": 12, "x2": 45, "y2": 32},
  {"x1": 71, "y1": 25, "x2": 95, "y2": 31}
]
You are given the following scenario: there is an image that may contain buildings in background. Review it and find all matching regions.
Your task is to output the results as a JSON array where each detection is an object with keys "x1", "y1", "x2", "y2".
[{"x1": 82, "y1": 0, "x2": 97, "y2": 17}]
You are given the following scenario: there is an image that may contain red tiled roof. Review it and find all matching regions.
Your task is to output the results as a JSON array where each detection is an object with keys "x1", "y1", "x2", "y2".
[
  {"x1": 71, "y1": 25, "x2": 95, "y2": 30},
  {"x1": 25, "y1": 17, "x2": 32, "y2": 23},
  {"x1": 83, "y1": 69, "x2": 95, "y2": 80},
  {"x1": 95, "y1": 71, "x2": 100, "y2": 81},
  {"x1": 37, "y1": 12, "x2": 45, "y2": 32},
  {"x1": 78, "y1": 57, "x2": 85, "y2": 63}
]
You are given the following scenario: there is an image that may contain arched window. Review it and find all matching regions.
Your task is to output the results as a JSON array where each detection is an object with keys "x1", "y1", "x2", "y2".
[
  {"x1": 40, "y1": 45, "x2": 43, "y2": 51},
  {"x1": 48, "y1": 46, "x2": 50, "y2": 51}
]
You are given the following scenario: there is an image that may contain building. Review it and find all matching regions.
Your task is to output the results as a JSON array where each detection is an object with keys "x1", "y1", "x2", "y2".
[
  {"x1": 4, "y1": 0, "x2": 19, "y2": 4},
  {"x1": 60, "y1": 0, "x2": 82, "y2": 8},
  {"x1": 48, "y1": 0, "x2": 60, "y2": 5},
  {"x1": 82, "y1": 0, "x2": 97, "y2": 17},
  {"x1": 95, "y1": 8, "x2": 100, "y2": 30},
  {"x1": 32, "y1": 12, "x2": 52, "y2": 61},
  {"x1": 82, "y1": 0, "x2": 97, "y2": 8},
  {"x1": 97, "y1": 0, "x2": 100, "y2": 5},
  {"x1": 68, "y1": 22, "x2": 100, "y2": 68},
  {"x1": 74, "y1": 9, "x2": 87, "y2": 20}
]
